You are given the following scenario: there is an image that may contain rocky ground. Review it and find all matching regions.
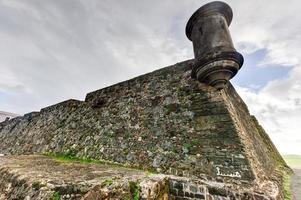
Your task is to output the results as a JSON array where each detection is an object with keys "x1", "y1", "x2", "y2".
[
  {"x1": 0, "y1": 155, "x2": 167, "y2": 200},
  {"x1": 0, "y1": 154, "x2": 283, "y2": 199}
]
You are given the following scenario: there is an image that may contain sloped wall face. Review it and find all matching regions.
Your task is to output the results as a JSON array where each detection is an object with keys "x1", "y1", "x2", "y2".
[
  {"x1": 1, "y1": 60, "x2": 258, "y2": 182},
  {"x1": 0, "y1": 100, "x2": 82, "y2": 155},
  {"x1": 222, "y1": 85, "x2": 288, "y2": 179}
]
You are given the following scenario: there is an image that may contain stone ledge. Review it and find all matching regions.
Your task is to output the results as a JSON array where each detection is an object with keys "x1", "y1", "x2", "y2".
[{"x1": 0, "y1": 155, "x2": 282, "y2": 200}]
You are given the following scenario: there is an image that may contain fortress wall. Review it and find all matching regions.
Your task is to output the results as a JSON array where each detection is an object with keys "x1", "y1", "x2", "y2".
[
  {"x1": 222, "y1": 84, "x2": 288, "y2": 180},
  {"x1": 0, "y1": 59, "x2": 286, "y2": 184},
  {"x1": 81, "y1": 60, "x2": 254, "y2": 181},
  {"x1": 0, "y1": 100, "x2": 83, "y2": 155}
]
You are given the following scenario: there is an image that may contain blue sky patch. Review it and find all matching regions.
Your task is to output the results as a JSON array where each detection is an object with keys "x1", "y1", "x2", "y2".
[{"x1": 232, "y1": 49, "x2": 291, "y2": 92}]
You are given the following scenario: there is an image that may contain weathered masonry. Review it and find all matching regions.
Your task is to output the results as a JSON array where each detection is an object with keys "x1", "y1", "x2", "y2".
[{"x1": 0, "y1": 1, "x2": 291, "y2": 199}]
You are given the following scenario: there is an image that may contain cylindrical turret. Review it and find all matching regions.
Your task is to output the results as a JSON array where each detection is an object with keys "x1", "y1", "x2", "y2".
[{"x1": 186, "y1": 1, "x2": 243, "y2": 89}]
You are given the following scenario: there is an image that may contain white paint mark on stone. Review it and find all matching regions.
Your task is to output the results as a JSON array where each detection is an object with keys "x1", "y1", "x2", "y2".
[
  {"x1": 216, "y1": 167, "x2": 241, "y2": 178},
  {"x1": 234, "y1": 154, "x2": 245, "y2": 159}
]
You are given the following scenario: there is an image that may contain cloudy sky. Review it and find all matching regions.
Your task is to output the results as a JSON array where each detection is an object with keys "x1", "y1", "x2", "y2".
[{"x1": 0, "y1": 0, "x2": 300, "y2": 155}]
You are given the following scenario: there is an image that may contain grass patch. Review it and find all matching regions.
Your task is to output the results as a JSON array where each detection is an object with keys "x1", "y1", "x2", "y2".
[
  {"x1": 283, "y1": 155, "x2": 301, "y2": 169},
  {"x1": 101, "y1": 178, "x2": 113, "y2": 187},
  {"x1": 133, "y1": 190, "x2": 139, "y2": 200},
  {"x1": 42, "y1": 152, "x2": 158, "y2": 175},
  {"x1": 129, "y1": 181, "x2": 140, "y2": 200},
  {"x1": 283, "y1": 172, "x2": 292, "y2": 200},
  {"x1": 191, "y1": 139, "x2": 200, "y2": 146},
  {"x1": 43, "y1": 152, "x2": 106, "y2": 165},
  {"x1": 52, "y1": 191, "x2": 61, "y2": 200},
  {"x1": 146, "y1": 171, "x2": 156, "y2": 177},
  {"x1": 183, "y1": 143, "x2": 192, "y2": 149}
]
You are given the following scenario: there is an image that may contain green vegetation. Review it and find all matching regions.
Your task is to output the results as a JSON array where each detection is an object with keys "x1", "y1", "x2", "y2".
[
  {"x1": 133, "y1": 190, "x2": 139, "y2": 200},
  {"x1": 146, "y1": 171, "x2": 155, "y2": 177},
  {"x1": 43, "y1": 152, "x2": 106, "y2": 165},
  {"x1": 101, "y1": 178, "x2": 113, "y2": 187},
  {"x1": 191, "y1": 139, "x2": 200, "y2": 146},
  {"x1": 183, "y1": 143, "x2": 192, "y2": 149},
  {"x1": 52, "y1": 192, "x2": 61, "y2": 200},
  {"x1": 281, "y1": 155, "x2": 301, "y2": 199},
  {"x1": 283, "y1": 155, "x2": 301, "y2": 169},
  {"x1": 42, "y1": 152, "x2": 158, "y2": 175},
  {"x1": 129, "y1": 181, "x2": 140, "y2": 200},
  {"x1": 283, "y1": 172, "x2": 292, "y2": 200}
]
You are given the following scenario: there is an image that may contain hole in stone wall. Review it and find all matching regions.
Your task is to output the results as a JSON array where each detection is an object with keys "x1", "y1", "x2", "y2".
[{"x1": 92, "y1": 99, "x2": 106, "y2": 108}]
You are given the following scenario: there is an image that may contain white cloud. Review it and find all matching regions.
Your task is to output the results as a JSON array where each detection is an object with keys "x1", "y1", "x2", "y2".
[
  {"x1": 0, "y1": 0, "x2": 198, "y2": 113},
  {"x1": 236, "y1": 78, "x2": 301, "y2": 155},
  {"x1": 225, "y1": 0, "x2": 301, "y2": 154},
  {"x1": 229, "y1": 0, "x2": 301, "y2": 67},
  {"x1": 235, "y1": 61, "x2": 301, "y2": 155}
]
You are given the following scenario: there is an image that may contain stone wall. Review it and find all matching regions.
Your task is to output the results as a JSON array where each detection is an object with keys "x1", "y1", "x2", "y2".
[
  {"x1": 0, "y1": 59, "x2": 289, "y2": 198},
  {"x1": 222, "y1": 85, "x2": 288, "y2": 180},
  {"x1": 167, "y1": 178, "x2": 277, "y2": 200}
]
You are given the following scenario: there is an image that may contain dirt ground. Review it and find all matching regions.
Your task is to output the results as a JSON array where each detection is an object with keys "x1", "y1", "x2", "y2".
[
  {"x1": 0, "y1": 155, "x2": 150, "y2": 199},
  {"x1": 292, "y1": 168, "x2": 301, "y2": 200}
]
